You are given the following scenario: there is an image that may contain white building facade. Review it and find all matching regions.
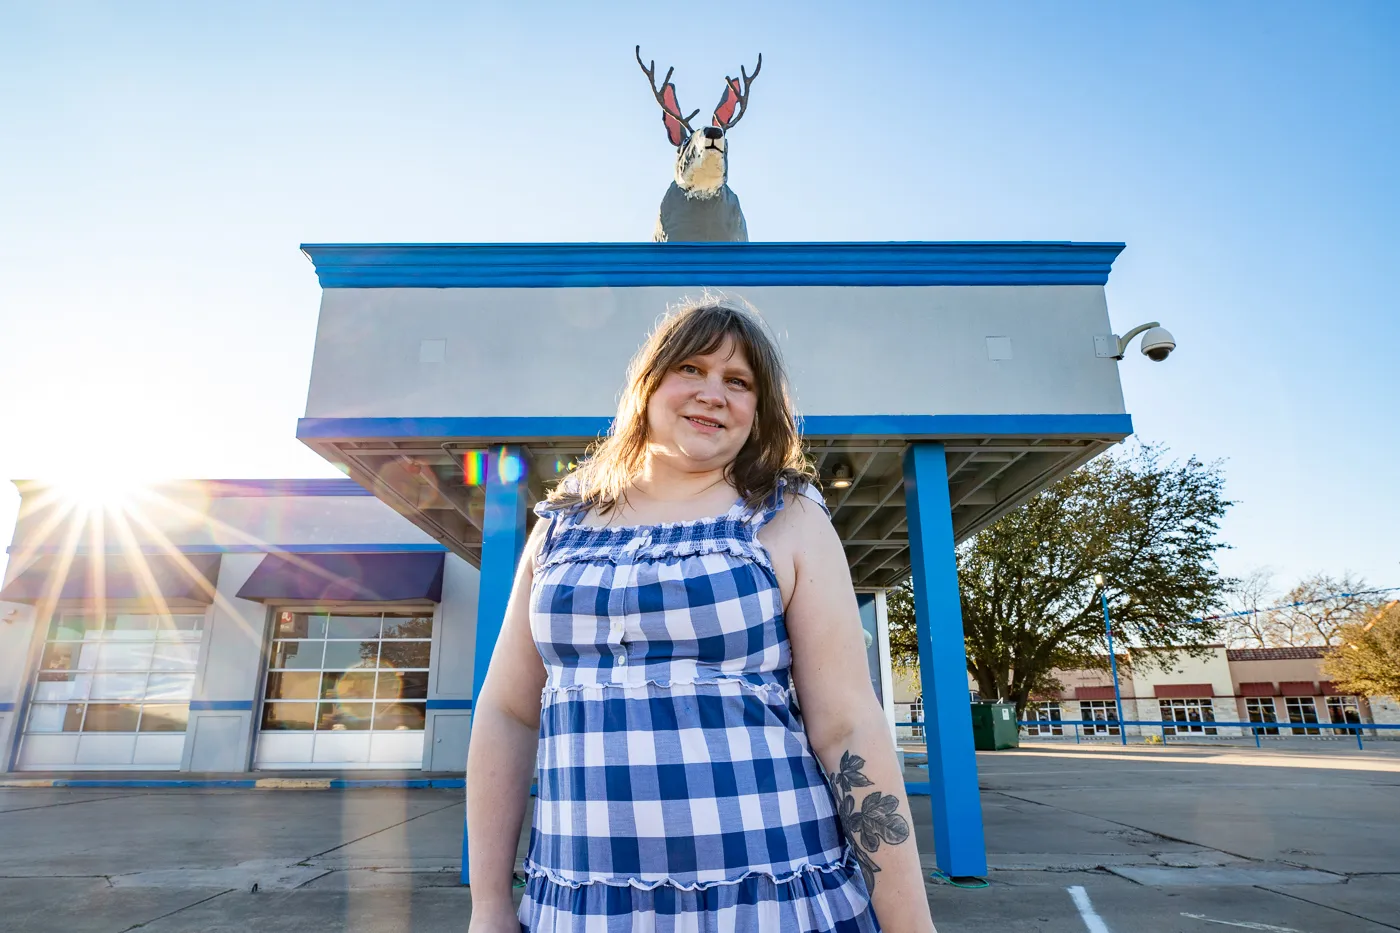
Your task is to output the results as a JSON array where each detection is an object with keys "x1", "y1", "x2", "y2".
[
  {"x1": 0, "y1": 480, "x2": 481, "y2": 772},
  {"x1": 4, "y1": 240, "x2": 1140, "y2": 879}
]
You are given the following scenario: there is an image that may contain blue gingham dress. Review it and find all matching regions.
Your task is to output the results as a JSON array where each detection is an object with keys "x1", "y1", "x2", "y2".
[{"x1": 520, "y1": 480, "x2": 880, "y2": 932}]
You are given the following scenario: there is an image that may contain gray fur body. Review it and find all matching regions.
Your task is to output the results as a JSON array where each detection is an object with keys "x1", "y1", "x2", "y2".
[{"x1": 654, "y1": 183, "x2": 748, "y2": 242}]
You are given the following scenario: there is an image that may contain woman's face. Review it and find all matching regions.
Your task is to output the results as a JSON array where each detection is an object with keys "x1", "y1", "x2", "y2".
[{"x1": 645, "y1": 335, "x2": 758, "y2": 474}]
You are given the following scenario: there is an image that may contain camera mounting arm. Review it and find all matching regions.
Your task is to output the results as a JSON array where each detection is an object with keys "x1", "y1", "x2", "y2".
[{"x1": 1095, "y1": 321, "x2": 1176, "y2": 362}]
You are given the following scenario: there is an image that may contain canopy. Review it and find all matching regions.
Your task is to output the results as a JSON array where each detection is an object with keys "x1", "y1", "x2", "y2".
[
  {"x1": 0, "y1": 553, "x2": 221, "y2": 604},
  {"x1": 235, "y1": 552, "x2": 445, "y2": 603}
]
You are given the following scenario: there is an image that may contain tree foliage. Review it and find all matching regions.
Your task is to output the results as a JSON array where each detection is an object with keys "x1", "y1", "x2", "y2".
[
  {"x1": 886, "y1": 580, "x2": 919, "y2": 673},
  {"x1": 1224, "y1": 570, "x2": 1383, "y2": 647},
  {"x1": 888, "y1": 443, "x2": 1233, "y2": 711},
  {"x1": 1323, "y1": 601, "x2": 1400, "y2": 698}
]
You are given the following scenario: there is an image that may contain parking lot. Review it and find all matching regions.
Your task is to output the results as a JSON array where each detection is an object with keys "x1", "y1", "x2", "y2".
[{"x1": 3, "y1": 744, "x2": 1397, "y2": 932}]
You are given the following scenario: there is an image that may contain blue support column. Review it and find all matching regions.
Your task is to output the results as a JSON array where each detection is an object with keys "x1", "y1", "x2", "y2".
[
  {"x1": 462, "y1": 445, "x2": 529, "y2": 885},
  {"x1": 903, "y1": 442, "x2": 988, "y2": 878}
]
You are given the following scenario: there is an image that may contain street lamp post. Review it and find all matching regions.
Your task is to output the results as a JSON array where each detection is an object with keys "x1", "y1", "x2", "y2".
[{"x1": 1094, "y1": 573, "x2": 1128, "y2": 746}]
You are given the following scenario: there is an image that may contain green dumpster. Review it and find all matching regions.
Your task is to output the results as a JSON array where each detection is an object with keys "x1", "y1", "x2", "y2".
[{"x1": 970, "y1": 703, "x2": 1020, "y2": 750}]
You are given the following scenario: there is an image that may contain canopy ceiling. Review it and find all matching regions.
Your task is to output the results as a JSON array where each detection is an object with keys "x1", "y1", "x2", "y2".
[{"x1": 303, "y1": 433, "x2": 1121, "y2": 589}]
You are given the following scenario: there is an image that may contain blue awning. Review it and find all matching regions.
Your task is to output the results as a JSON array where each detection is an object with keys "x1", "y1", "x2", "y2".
[
  {"x1": 0, "y1": 554, "x2": 221, "y2": 604},
  {"x1": 235, "y1": 552, "x2": 445, "y2": 603}
]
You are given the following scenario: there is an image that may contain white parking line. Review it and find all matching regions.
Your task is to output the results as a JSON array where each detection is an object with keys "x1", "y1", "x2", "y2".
[
  {"x1": 1067, "y1": 886, "x2": 1113, "y2": 933},
  {"x1": 1181, "y1": 913, "x2": 1304, "y2": 932}
]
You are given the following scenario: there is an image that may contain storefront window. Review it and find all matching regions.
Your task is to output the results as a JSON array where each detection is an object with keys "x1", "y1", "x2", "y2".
[
  {"x1": 262, "y1": 610, "x2": 431, "y2": 732},
  {"x1": 1079, "y1": 700, "x2": 1120, "y2": 735},
  {"x1": 1285, "y1": 696, "x2": 1320, "y2": 735},
  {"x1": 257, "y1": 610, "x2": 433, "y2": 767},
  {"x1": 1159, "y1": 698, "x2": 1217, "y2": 736},
  {"x1": 1026, "y1": 702, "x2": 1063, "y2": 736},
  {"x1": 1246, "y1": 697, "x2": 1280, "y2": 735},
  {"x1": 18, "y1": 611, "x2": 204, "y2": 769},
  {"x1": 1326, "y1": 696, "x2": 1361, "y2": 735}
]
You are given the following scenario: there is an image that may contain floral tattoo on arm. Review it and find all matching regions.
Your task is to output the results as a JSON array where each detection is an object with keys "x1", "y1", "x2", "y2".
[{"x1": 829, "y1": 750, "x2": 911, "y2": 892}]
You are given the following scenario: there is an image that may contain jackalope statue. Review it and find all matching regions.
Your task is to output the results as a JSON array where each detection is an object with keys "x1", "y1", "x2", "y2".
[{"x1": 636, "y1": 46, "x2": 761, "y2": 242}]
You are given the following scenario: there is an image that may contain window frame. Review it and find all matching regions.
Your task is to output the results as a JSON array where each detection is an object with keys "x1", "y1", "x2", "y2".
[
  {"x1": 1245, "y1": 697, "x2": 1280, "y2": 735},
  {"x1": 1078, "y1": 699, "x2": 1121, "y2": 736},
  {"x1": 256, "y1": 606, "x2": 436, "y2": 737},
  {"x1": 1158, "y1": 697, "x2": 1217, "y2": 736},
  {"x1": 1026, "y1": 701, "x2": 1064, "y2": 736},
  {"x1": 1284, "y1": 695, "x2": 1321, "y2": 735},
  {"x1": 1325, "y1": 695, "x2": 1362, "y2": 735},
  {"x1": 22, "y1": 609, "x2": 204, "y2": 739}
]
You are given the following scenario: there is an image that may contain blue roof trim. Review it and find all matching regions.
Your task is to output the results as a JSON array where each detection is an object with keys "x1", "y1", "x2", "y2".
[
  {"x1": 300, "y1": 416, "x2": 612, "y2": 440},
  {"x1": 12, "y1": 478, "x2": 374, "y2": 498},
  {"x1": 298, "y1": 414, "x2": 1134, "y2": 441},
  {"x1": 189, "y1": 700, "x2": 253, "y2": 711},
  {"x1": 299, "y1": 242, "x2": 1126, "y2": 289},
  {"x1": 425, "y1": 699, "x2": 473, "y2": 710},
  {"x1": 7, "y1": 543, "x2": 450, "y2": 555}
]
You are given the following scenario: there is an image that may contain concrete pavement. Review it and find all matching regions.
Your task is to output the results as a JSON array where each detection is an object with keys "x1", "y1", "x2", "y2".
[{"x1": 1, "y1": 745, "x2": 1396, "y2": 932}]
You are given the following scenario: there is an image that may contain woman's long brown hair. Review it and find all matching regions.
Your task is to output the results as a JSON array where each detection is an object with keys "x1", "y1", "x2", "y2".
[{"x1": 546, "y1": 295, "x2": 816, "y2": 517}]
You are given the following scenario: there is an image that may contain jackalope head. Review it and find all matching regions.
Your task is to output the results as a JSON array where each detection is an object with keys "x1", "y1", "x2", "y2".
[{"x1": 636, "y1": 46, "x2": 761, "y2": 242}]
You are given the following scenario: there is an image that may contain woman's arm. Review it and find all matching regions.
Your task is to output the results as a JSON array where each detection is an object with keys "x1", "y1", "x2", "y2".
[
  {"x1": 765, "y1": 496, "x2": 937, "y2": 933},
  {"x1": 465, "y1": 520, "x2": 550, "y2": 930}
]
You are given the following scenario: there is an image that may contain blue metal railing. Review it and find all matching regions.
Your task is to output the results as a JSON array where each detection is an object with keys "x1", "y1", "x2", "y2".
[
  {"x1": 892, "y1": 718, "x2": 1398, "y2": 798},
  {"x1": 892, "y1": 720, "x2": 1400, "y2": 753},
  {"x1": 1008, "y1": 719, "x2": 1400, "y2": 750}
]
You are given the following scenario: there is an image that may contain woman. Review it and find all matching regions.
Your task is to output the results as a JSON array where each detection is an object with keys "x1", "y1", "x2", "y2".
[{"x1": 467, "y1": 298, "x2": 936, "y2": 932}]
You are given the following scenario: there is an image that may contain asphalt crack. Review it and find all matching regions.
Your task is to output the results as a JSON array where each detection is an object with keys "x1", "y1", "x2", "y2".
[
  {"x1": 0, "y1": 792, "x2": 149, "y2": 815},
  {"x1": 1260, "y1": 885, "x2": 1400, "y2": 932},
  {"x1": 990, "y1": 789, "x2": 1276, "y2": 869},
  {"x1": 299, "y1": 799, "x2": 464, "y2": 863},
  {"x1": 113, "y1": 888, "x2": 235, "y2": 932}
]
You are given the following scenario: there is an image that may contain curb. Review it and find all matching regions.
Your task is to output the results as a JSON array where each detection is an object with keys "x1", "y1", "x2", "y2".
[{"x1": 0, "y1": 777, "x2": 467, "y2": 790}]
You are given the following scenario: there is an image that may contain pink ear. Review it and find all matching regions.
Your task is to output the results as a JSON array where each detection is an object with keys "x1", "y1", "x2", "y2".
[
  {"x1": 661, "y1": 84, "x2": 686, "y2": 147},
  {"x1": 713, "y1": 78, "x2": 740, "y2": 127}
]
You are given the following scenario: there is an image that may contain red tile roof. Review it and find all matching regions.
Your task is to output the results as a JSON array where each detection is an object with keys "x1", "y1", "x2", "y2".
[{"x1": 1227, "y1": 647, "x2": 1327, "y2": 661}]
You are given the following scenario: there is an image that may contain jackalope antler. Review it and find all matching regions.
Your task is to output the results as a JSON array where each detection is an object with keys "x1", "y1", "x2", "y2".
[
  {"x1": 635, "y1": 46, "x2": 699, "y2": 138},
  {"x1": 712, "y1": 55, "x2": 762, "y2": 130}
]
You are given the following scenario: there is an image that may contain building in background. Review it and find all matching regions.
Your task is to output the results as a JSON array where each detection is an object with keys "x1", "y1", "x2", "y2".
[
  {"x1": 1020, "y1": 646, "x2": 1398, "y2": 739},
  {"x1": 3, "y1": 240, "x2": 1141, "y2": 879},
  {"x1": 891, "y1": 647, "x2": 1400, "y2": 743},
  {"x1": 0, "y1": 480, "x2": 478, "y2": 772},
  {"x1": 0, "y1": 479, "x2": 898, "y2": 772}
]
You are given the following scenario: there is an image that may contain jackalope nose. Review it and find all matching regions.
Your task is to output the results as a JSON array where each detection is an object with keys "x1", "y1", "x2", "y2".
[{"x1": 702, "y1": 126, "x2": 724, "y2": 140}]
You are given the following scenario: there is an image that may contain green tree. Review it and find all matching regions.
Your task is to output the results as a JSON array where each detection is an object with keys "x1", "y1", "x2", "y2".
[
  {"x1": 887, "y1": 443, "x2": 1233, "y2": 711},
  {"x1": 1323, "y1": 601, "x2": 1400, "y2": 698},
  {"x1": 885, "y1": 580, "x2": 920, "y2": 673}
]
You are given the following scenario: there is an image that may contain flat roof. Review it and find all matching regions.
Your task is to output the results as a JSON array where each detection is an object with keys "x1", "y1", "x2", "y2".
[{"x1": 300, "y1": 241, "x2": 1126, "y2": 289}]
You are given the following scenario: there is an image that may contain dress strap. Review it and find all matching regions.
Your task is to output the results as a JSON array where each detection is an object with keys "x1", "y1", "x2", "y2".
[
  {"x1": 533, "y1": 480, "x2": 586, "y2": 563},
  {"x1": 746, "y1": 477, "x2": 830, "y2": 528}
]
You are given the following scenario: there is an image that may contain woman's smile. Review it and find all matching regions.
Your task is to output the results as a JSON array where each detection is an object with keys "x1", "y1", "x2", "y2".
[{"x1": 683, "y1": 414, "x2": 725, "y2": 433}]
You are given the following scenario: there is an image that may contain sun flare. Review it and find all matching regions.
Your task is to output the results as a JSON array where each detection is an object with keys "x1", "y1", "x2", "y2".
[{"x1": 47, "y1": 472, "x2": 151, "y2": 512}]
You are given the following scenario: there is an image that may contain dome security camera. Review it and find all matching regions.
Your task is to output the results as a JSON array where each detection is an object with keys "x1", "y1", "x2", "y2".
[
  {"x1": 1097, "y1": 321, "x2": 1177, "y2": 362},
  {"x1": 1140, "y1": 326, "x2": 1175, "y2": 362}
]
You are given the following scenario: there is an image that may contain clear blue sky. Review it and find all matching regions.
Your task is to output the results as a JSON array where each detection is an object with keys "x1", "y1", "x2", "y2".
[{"x1": 1, "y1": 2, "x2": 1396, "y2": 594}]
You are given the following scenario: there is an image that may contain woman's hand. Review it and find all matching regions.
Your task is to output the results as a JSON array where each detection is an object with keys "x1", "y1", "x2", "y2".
[{"x1": 467, "y1": 902, "x2": 521, "y2": 932}]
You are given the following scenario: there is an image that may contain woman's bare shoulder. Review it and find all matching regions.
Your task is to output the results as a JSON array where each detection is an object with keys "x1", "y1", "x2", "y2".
[{"x1": 759, "y1": 484, "x2": 838, "y2": 563}]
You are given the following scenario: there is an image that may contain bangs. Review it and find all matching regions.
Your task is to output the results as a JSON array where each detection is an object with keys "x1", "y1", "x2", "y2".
[
  {"x1": 649, "y1": 305, "x2": 775, "y2": 390},
  {"x1": 548, "y1": 295, "x2": 815, "y2": 516}
]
